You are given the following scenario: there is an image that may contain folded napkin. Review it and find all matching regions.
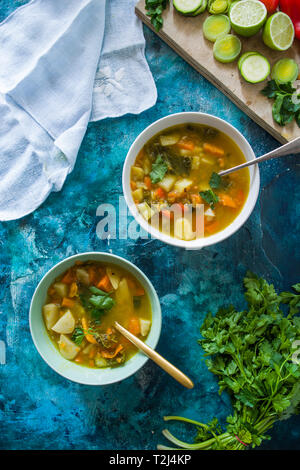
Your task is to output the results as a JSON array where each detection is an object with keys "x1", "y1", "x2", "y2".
[{"x1": 0, "y1": 0, "x2": 157, "y2": 221}]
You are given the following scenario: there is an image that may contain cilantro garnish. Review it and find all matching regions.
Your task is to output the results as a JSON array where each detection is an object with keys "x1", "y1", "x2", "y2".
[
  {"x1": 209, "y1": 171, "x2": 222, "y2": 189},
  {"x1": 160, "y1": 272, "x2": 300, "y2": 450},
  {"x1": 71, "y1": 327, "x2": 96, "y2": 346},
  {"x1": 261, "y1": 80, "x2": 300, "y2": 127},
  {"x1": 200, "y1": 189, "x2": 219, "y2": 208},
  {"x1": 145, "y1": 0, "x2": 168, "y2": 32},
  {"x1": 150, "y1": 155, "x2": 168, "y2": 183}
]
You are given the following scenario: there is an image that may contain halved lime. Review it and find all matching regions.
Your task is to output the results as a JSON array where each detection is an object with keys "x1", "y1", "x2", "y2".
[
  {"x1": 263, "y1": 12, "x2": 295, "y2": 51},
  {"x1": 229, "y1": 0, "x2": 267, "y2": 37}
]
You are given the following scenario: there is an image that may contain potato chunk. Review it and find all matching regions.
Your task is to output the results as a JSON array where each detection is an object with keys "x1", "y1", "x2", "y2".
[
  {"x1": 53, "y1": 282, "x2": 68, "y2": 298},
  {"x1": 131, "y1": 166, "x2": 144, "y2": 181},
  {"x1": 58, "y1": 334, "x2": 80, "y2": 360},
  {"x1": 132, "y1": 188, "x2": 144, "y2": 202},
  {"x1": 115, "y1": 278, "x2": 133, "y2": 314},
  {"x1": 159, "y1": 133, "x2": 180, "y2": 146},
  {"x1": 106, "y1": 267, "x2": 120, "y2": 290},
  {"x1": 174, "y1": 217, "x2": 195, "y2": 241},
  {"x1": 76, "y1": 268, "x2": 90, "y2": 286},
  {"x1": 140, "y1": 319, "x2": 151, "y2": 337},
  {"x1": 43, "y1": 304, "x2": 59, "y2": 330},
  {"x1": 52, "y1": 310, "x2": 75, "y2": 334},
  {"x1": 174, "y1": 178, "x2": 193, "y2": 193},
  {"x1": 158, "y1": 175, "x2": 176, "y2": 192},
  {"x1": 137, "y1": 202, "x2": 155, "y2": 221}
]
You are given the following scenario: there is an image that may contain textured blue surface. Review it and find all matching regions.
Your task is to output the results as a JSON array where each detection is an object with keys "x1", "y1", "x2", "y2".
[{"x1": 0, "y1": 1, "x2": 299, "y2": 451}]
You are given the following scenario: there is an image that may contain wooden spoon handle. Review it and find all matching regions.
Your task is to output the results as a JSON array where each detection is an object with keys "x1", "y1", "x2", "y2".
[{"x1": 114, "y1": 321, "x2": 194, "y2": 389}]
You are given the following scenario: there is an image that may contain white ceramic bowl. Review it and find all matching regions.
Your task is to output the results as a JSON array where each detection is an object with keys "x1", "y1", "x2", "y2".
[
  {"x1": 30, "y1": 252, "x2": 161, "y2": 385},
  {"x1": 123, "y1": 112, "x2": 260, "y2": 249}
]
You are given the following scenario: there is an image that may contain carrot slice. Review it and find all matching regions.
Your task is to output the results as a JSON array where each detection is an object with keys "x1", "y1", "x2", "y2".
[
  {"x1": 144, "y1": 176, "x2": 152, "y2": 190},
  {"x1": 97, "y1": 274, "x2": 112, "y2": 292},
  {"x1": 134, "y1": 286, "x2": 145, "y2": 296},
  {"x1": 61, "y1": 269, "x2": 74, "y2": 285},
  {"x1": 203, "y1": 143, "x2": 225, "y2": 157},
  {"x1": 127, "y1": 278, "x2": 136, "y2": 290},
  {"x1": 128, "y1": 317, "x2": 141, "y2": 335},
  {"x1": 177, "y1": 140, "x2": 195, "y2": 151},
  {"x1": 155, "y1": 187, "x2": 165, "y2": 199},
  {"x1": 61, "y1": 297, "x2": 75, "y2": 308},
  {"x1": 69, "y1": 282, "x2": 78, "y2": 298},
  {"x1": 205, "y1": 221, "x2": 219, "y2": 234},
  {"x1": 130, "y1": 181, "x2": 137, "y2": 190},
  {"x1": 89, "y1": 347, "x2": 97, "y2": 359},
  {"x1": 101, "y1": 344, "x2": 123, "y2": 359},
  {"x1": 219, "y1": 193, "x2": 237, "y2": 208},
  {"x1": 88, "y1": 266, "x2": 98, "y2": 286},
  {"x1": 82, "y1": 316, "x2": 98, "y2": 344}
]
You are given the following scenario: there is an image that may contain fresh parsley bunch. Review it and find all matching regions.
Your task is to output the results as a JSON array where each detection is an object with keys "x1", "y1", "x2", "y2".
[
  {"x1": 261, "y1": 80, "x2": 300, "y2": 127},
  {"x1": 159, "y1": 272, "x2": 300, "y2": 450},
  {"x1": 145, "y1": 0, "x2": 168, "y2": 32}
]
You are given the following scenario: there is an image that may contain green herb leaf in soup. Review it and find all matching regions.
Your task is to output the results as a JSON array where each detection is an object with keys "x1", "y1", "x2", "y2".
[
  {"x1": 150, "y1": 155, "x2": 168, "y2": 183},
  {"x1": 200, "y1": 189, "x2": 219, "y2": 208}
]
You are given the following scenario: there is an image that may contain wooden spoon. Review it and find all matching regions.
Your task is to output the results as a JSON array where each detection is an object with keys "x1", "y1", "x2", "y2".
[{"x1": 114, "y1": 321, "x2": 194, "y2": 389}]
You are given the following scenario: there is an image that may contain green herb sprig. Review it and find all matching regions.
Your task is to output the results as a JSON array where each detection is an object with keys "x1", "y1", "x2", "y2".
[
  {"x1": 145, "y1": 0, "x2": 168, "y2": 32},
  {"x1": 159, "y1": 273, "x2": 300, "y2": 450},
  {"x1": 261, "y1": 80, "x2": 300, "y2": 127},
  {"x1": 71, "y1": 327, "x2": 96, "y2": 346},
  {"x1": 150, "y1": 154, "x2": 168, "y2": 183}
]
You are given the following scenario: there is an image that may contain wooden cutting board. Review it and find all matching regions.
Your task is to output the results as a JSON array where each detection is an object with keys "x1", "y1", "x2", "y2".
[{"x1": 136, "y1": 1, "x2": 300, "y2": 143}]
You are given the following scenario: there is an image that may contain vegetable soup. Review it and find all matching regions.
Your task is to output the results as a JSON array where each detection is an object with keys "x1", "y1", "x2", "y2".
[
  {"x1": 43, "y1": 261, "x2": 152, "y2": 368},
  {"x1": 130, "y1": 124, "x2": 250, "y2": 240}
]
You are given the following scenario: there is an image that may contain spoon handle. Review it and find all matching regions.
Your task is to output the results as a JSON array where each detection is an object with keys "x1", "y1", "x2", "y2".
[
  {"x1": 114, "y1": 321, "x2": 194, "y2": 389},
  {"x1": 219, "y1": 136, "x2": 300, "y2": 177}
]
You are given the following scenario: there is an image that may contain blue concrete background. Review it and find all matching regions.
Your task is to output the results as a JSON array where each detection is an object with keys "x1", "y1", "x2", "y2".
[{"x1": 0, "y1": 1, "x2": 299, "y2": 450}]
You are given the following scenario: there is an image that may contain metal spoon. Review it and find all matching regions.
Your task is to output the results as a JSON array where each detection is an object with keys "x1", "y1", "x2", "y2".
[
  {"x1": 219, "y1": 136, "x2": 300, "y2": 177},
  {"x1": 114, "y1": 321, "x2": 194, "y2": 389}
]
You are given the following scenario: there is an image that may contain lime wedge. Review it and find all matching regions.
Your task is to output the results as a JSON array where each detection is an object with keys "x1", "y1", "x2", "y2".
[
  {"x1": 229, "y1": 0, "x2": 267, "y2": 37},
  {"x1": 263, "y1": 12, "x2": 295, "y2": 51}
]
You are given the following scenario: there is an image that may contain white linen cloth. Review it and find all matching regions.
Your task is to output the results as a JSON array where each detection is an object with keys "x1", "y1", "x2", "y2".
[{"x1": 0, "y1": 0, "x2": 157, "y2": 221}]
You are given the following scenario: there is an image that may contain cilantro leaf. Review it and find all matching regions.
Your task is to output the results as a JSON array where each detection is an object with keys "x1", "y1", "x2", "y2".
[
  {"x1": 262, "y1": 79, "x2": 300, "y2": 127},
  {"x1": 150, "y1": 155, "x2": 168, "y2": 183},
  {"x1": 145, "y1": 0, "x2": 168, "y2": 32},
  {"x1": 200, "y1": 189, "x2": 219, "y2": 208},
  {"x1": 209, "y1": 172, "x2": 222, "y2": 189},
  {"x1": 71, "y1": 327, "x2": 85, "y2": 346},
  {"x1": 89, "y1": 295, "x2": 115, "y2": 310}
]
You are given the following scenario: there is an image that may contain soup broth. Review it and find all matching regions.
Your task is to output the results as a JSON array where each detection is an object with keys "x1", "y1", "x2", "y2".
[
  {"x1": 130, "y1": 124, "x2": 250, "y2": 240},
  {"x1": 43, "y1": 261, "x2": 152, "y2": 368}
]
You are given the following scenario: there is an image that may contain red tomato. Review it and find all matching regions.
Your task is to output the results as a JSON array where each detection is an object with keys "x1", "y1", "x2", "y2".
[{"x1": 259, "y1": 0, "x2": 279, "y2": 14}]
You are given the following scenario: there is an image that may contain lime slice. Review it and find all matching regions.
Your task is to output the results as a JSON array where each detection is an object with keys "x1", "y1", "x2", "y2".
[
  {"x1": 263, "y1": 12, "x2": 295, "y2": 51},
  {"x1": 229, "y1": 0, "x2": 267, "y2": 37}
]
